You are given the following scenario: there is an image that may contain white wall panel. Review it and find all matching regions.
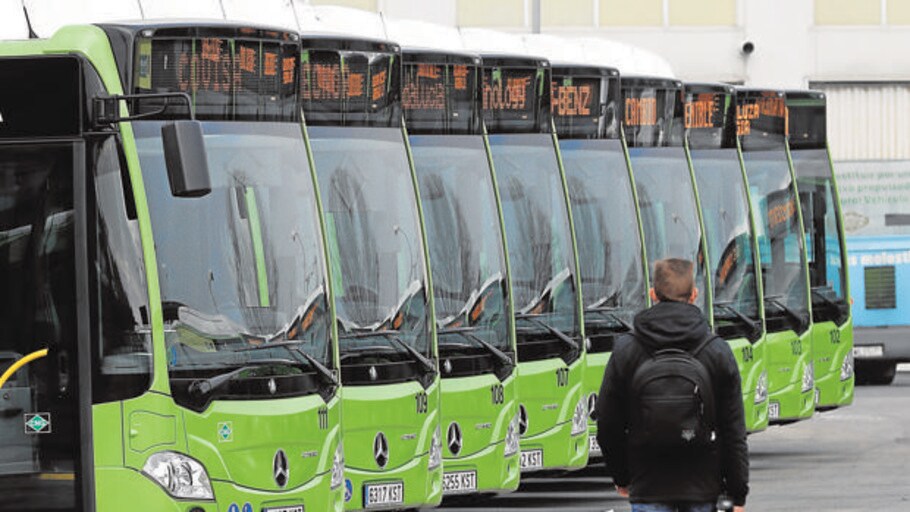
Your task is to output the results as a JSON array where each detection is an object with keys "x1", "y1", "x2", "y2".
[
  {"x1": 0, "y1": 0, "x2": 29, "y2": 40},
  {"x1": 815, "y1": 83, "x2": 910, "y2": 161}
]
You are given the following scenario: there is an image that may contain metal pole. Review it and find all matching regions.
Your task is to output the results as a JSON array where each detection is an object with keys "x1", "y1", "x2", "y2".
[{"x1": 531, "y1": 0, "x2": 541, "y2": 33}]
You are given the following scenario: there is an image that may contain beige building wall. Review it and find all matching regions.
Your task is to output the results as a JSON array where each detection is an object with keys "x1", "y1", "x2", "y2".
[
  {"x1": 599, "y1": 0, "x2": 663, "y2": 26},
  {"x1": 815, "y1": 0, "x2": 881, "y2": 25},
  {"x1": 456, "y1": 0, "x2": 525, "y2": 27},
  {"x1": 309, "y1": 0, "x2": 378, "y2": 11}
]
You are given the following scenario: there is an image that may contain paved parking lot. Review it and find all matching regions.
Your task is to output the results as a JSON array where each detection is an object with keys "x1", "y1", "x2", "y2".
[{"x1": 439, "y1": 373, "x2": 910, "y2": 511}]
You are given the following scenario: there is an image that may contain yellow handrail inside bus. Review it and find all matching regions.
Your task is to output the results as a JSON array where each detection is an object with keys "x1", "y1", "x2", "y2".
[{"x1": 0, "y1": 348, "x2": 49, "y2": 390}]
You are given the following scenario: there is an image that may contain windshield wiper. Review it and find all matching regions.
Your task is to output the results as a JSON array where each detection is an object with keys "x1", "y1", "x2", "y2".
[
  {"x1": 438, "y1": 326, "x2": 513, "y2": 367},
  {"x1": 515, "y1": 313, "x2": 579, "y2": 351},
  {"x1": 340, "y1": 330, "x2": 436, "y2": 374},
  {"x1": 714, "y1": 301, "x2": 761, "y2": 336},
  {"x1": 811, "y1": 287, "x2": 843, "y2": 310},
  {"x1": 187, "y1": 358, "x2": 300, "y2": 398},
  {"x1": 764, "y1": 296, "x2": 806, "y2": 330},
  {"x1": 235, "y1": 341, "x2": 339, "y2": 386},
  {"x1": 584, "y1": 306, "x2": 634, "y2": 332}
]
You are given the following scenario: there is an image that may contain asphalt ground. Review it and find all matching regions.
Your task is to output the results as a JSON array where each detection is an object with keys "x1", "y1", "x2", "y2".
[{"x1": 438, "y1": 373, "x2": 910, "y2": 511}]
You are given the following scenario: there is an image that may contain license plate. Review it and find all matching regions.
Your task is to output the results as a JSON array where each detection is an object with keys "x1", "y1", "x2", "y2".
[
  {"x1": 769, "y1": 401, "x2": 780, "y2": 420},
  {"x1": 364, "y1": 482, "x2": 404, "y2": 508},
  {"x1": 854, "y1": 345, "x2": 884, "y2": 358},
  {"x1": 589, "y1": 435, "x2": 602, "y2": 456},
  {"x1": 443, "y1": 470, "x2": 477, "y2": 494},
  {"x1": 519, "y1": 449, "x2": 543, "y2": 471},
  {"x1": 264, "y1": 507, "x2": 304, "y2": 512}
]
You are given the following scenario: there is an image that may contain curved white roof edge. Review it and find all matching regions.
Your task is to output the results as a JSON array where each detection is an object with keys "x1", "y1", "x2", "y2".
[
  {"x1": 460, "y1": 27, "x2": 530, "y2": 56},
  {"x1": 23, "y1": 0, "x2": 143, "y2": 39},
  {"x1": 384, "y1": 17, "x2": 464, "y2": 52},
  {"x1": 296, "y1": 4, "x2": 388, "y2": 41},
  {"x1": 577, "y1": 36, "x2": 675, "y2": 78},
  {"x1": 0, "y1": 0, "x2": 30, "y2": 40},
  {"x1": 138, "y1": 0, "x2": 224, "y2": 21},
  {"x1": 521, "y1": 33, "x2": 589, "y2": 67},
  {"x1": 221, "y1": 0, "x2": 299, "y2": 31}
]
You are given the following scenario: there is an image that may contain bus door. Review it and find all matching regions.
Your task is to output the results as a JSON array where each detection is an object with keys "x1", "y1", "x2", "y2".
[{"x1": 0, "y1": 56, "x2": 92, "y2": 511}]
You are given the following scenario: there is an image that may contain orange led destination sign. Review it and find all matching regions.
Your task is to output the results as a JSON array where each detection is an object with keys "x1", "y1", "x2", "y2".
[
  {"x1": 552, "y1": 80, "x2": 594, "y2": 117},
  {"x1": 624, "y1": 96, "x2": 657, "y2": 127},
  {"x1": 737, "y1": 94, "x2": 787, "y2": 136},
  {"x1": 685, "y1": 93, "x2": 720, "y2": 129},
  {"x1": 483, "y1": 73, "x2": 532, "y2": 112}
]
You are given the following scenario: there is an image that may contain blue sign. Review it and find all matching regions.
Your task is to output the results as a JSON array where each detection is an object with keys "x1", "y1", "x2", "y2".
[
  {"x1": 227, "y1": 504, "x2": 240, "y2": 512},
  {"x1": 344, "y1": 478, "x2": 353, "y2": 503},
  {"x1": 242, "y1": 504, "x2": 253, "y2": 512}
]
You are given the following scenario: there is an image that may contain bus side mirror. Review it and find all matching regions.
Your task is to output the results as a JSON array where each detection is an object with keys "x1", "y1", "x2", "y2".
[{"x1": 162, "y1": 121, "x2": 211, "y2": 198}]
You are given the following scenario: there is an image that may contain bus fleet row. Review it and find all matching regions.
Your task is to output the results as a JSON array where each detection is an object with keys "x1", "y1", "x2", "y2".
[{"x1": 0, "y1": 18, "x2": 852, "y2": 512}]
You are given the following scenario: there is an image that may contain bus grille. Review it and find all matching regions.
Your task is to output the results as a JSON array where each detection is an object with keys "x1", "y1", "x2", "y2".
[{"x1": 865, "y1": 266, "x2": 896, "y2": 309}]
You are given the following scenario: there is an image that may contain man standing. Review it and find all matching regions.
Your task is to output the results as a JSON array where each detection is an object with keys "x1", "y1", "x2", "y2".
[{"x1": 596, "y1": 258, "x2": 748, "y2": 512}]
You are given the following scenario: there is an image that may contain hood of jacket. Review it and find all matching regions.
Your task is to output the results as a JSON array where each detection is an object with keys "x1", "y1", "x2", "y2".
[{"x1": 632, "y1": 300, "x2": 710, "y2": 351}]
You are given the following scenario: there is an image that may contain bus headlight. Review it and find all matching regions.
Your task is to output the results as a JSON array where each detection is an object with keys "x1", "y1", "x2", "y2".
[
  {"x1": 754, "y1": 370, "x2": 768, "y2": 404},
  {"x1": 571, "y1": 398, "x2": 587, "y2": 436},
  {"x1": 504, "y1": 412, "x2": 520, "y2": 457},
  {"x1": 330, "y1": 442, "x2": 344, "y2": 490},
  {"x1": 142, "y1": 452, "x2": 214, "y2": 500},
  {"x1": 840, "y1": 351, "x2": 854, "y2": 381},
  {"x1": 801, "y1": 361, "x2": 815, "y2": 393},
  {"x1": 428, "y1": 426, "x2": 442, "y2": 470}
]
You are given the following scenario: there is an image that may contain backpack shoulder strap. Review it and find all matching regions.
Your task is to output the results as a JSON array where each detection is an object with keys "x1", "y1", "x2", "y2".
[{"x1": 690, "y1": 331, "x2": 719, "y2": 357}]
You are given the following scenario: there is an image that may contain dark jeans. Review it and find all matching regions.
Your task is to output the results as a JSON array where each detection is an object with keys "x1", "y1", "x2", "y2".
[{"x1": 631, "y1": 503, "x2": 714, "y2": 512}]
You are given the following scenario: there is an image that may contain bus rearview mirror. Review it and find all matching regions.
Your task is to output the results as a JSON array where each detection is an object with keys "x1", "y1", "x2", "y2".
[{"x1": 162, "y1": 121, "x2": 211, "y2": 198}]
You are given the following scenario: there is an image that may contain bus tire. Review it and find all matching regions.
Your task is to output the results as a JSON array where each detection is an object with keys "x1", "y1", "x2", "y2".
[{"x1": 857, "y1": 361, "x2": 896, "y2": 386}]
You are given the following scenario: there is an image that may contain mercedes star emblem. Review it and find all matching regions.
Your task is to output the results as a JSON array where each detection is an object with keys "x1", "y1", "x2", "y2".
[
  {"x1": 268, "y1": 378, "x2": 277, "y2": 395},
  {"x1": 588, "y1": 393, "x2": 598, "y2": 421},
  {"x1": 518, "y1": 403, "x2": 529, "y2": 436},
  {"x1": 373, "y1": 432, "x2": 389, "y2": 469},
  {"x1": 273, "y1": 449, "x2": 289, "y2": 488},
  {"x1": 447, "y1": 422, "x2": 462, "y2": 456}
]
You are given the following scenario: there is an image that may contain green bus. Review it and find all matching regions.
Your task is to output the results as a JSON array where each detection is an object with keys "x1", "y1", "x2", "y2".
[
  {"x1": 480, "y1": 55, "x2": 589, "y2": 474},
  {"x1": 787, "y1": 90, "x2": 854, "y2": 409},
  {"x1": 551, "y1": 65, "x2": 649, "y2": 458},
  {"x1": 736, "y1": 88, "x2": 815, "y2": 424},
  {"x1": 0, "y1": 22, "x2": 344, "y2": 511},
  {"x1": 299, "y1": 37, "x2": 443, "y2": 510},
  {"x1": 621, "y1": 77, "x2": 713, "y2": 318},
  {"x1": 402, "y1": 49, "x2": 522, "y2": 498},
  {"x1": 684, "y1": 83, "x2": 769, "y2": 432}
]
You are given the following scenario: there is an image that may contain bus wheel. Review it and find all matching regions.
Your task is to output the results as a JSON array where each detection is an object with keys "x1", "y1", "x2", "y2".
[{"x1": 857, "y1": 361, "x2": 896, "y2": 386}]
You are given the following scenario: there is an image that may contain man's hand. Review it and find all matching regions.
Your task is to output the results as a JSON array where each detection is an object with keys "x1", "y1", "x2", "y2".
[
  {"x1": 733, "y1": 507, "x2": 745, "y2": 512},
  {"x1": 615, "y1": 485, "x2": 629, "y2": 498}
]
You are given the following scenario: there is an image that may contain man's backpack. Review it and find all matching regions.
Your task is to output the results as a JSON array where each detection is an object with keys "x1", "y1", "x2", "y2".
[{"x1": 628, "y1": 332, "x2": 718, "y2": 450}]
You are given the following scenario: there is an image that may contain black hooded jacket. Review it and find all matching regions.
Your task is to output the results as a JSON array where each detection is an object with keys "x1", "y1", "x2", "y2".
[{"x1": 595, "y1": 301, "x2": 749, "y2": 506}]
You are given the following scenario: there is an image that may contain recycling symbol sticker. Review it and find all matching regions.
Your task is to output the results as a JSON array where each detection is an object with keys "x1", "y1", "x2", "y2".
[
  {"x1": 24, "y1": 413, "x2": 51, "y2": 434},
  {"x1": 344, "y1": 478, "x2": 353, "y2": 502},
  {"x1": 218, "y1": 421, "x2": 233, "y2": 443}
]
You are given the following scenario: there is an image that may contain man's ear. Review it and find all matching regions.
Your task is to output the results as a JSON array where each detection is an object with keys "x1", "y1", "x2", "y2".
[
  {"x1": 688, "y1": 287, "x2": 699, "y2": 304},
  {"x1": 649, "y1": 287, "x2": 659, "y2": 303}
]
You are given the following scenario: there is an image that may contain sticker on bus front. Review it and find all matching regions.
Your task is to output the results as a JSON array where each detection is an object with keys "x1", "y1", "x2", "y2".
[{"x1": 24, "y1": 413, "x2": 51, "y2": 434}]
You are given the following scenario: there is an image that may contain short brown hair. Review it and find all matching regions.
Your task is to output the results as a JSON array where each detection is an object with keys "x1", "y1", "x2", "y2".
[{"x1": 652, "y1": 258, "x2": 695, "y2": 303}]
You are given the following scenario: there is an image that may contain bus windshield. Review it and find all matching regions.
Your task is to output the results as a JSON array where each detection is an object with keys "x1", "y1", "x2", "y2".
[
  {"x1": 562, "y1": 138, "x2": 647, "y2": 342},
  {"x1": 310, "y1": 126, "x2": 432, "y2": 365},
  {"x1": 489, "y1": 133, "x2": 580, "y2": 362},
  {"x1": 691, "y1": 148, "x2": 762, "y2": 339},
  {"x1": 410, "y1": 135, "x2": 512, "y2": 363},
  {"x1": 792, "y1": 149, "x2": 848, "y2": 318},
  {"x1": 629, "y1": 146, "x2": 707, "y2": 312},
  {"x1": 743, "y1": 149, "x2": 811, "y2": 333},
  {"x1": 135, "y1": 122, "x2": 333, "y2": 404}
]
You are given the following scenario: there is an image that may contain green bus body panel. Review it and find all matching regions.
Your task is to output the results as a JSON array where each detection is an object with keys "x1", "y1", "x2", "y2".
[
  {"x1": 340, "y1": 383, "x2": 442, "y2": 510},
  {"x1": 518, "y1": 358, "x2": 588, "y2": 470},
  {"x1": 441, "y1": 374, "x2": 520, "y2": 493},
  {"x1": 813, "y1": 318, "x2": 855, "y2": 408},
  {"x1": 765, "y1": 329, "x2": 815, "y2": 421},
  {"x1": 584, "y1": 351, "x2": 609, "y2": 453},
  {"x1": 1, "y1": 26, "x2": 343, "y2": 510},
  {"x1": 727, "y1": 336, "x2": 769, "y2": 432},
  {"x1": 826, "y1": 142, "x2": 855, "y2": 407}
]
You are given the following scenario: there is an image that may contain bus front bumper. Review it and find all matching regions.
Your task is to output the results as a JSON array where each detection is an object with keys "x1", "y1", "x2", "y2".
[
  {"x1": 343, "y1": 456, "x2": 442, "y2": 511},
  {"x1": 519, "y1": 420, "x2": 588, "y2": 475},
  {"x1": 441, "y1": 442, "x2": 520, "y2": 499},
  {"x1": 854, "y1": 325, "x2": 910, "y2": 362}
]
